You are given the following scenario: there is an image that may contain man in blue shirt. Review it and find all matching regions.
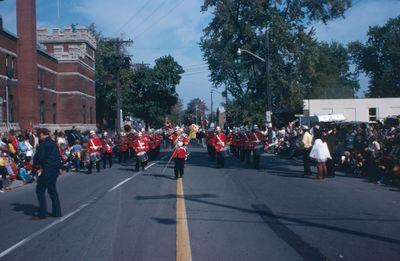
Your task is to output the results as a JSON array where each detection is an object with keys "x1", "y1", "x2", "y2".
[{"x1": 32, "y1": 128, "x2": 62, "y2": 220}]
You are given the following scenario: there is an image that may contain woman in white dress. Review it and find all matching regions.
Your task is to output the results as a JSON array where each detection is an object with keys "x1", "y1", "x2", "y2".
[{"x1": 309, "y1": 134, "x2": 331, "y2": 179}]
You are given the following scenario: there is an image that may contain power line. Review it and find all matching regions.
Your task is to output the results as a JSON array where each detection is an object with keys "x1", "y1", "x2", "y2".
[
  {"x1": 132, "y1": 45, "x2": 198, "y2": 50},
  {"x1": 183, "y1": 63, "x2": 208, "y2": 68},
  {"x1": 134, "y1": 0, "x2": 185, "y2": 39},
  {"x1": 183, "y1": 64, "x2": 208, "y2": 70},
  {"x1": 116, "y1": 0, "x2": 151, "y2": 33},
  {"x1": 125, "y1": 0, "x2": 169, "y2": 37},
  {"x1": 181, "y1": 70, "x2": 210, "y2": 76}
]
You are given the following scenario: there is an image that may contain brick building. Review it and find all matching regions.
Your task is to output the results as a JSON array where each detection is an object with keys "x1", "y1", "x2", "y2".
[{"x1": 0, "y1": 0, "x2": 96, "y2": 131}]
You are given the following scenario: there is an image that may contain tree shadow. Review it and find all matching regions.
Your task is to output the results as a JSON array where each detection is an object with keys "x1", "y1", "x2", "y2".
[
  {"x1": 152, "y1": 217, "x2": 176, "y2": 225},
  {"x1": 135, "y1": 192, "x2": 400, "y2": 247},
  {"x1": 142, "y1": 173, "x2": 177, "y2": 180},
  {"x1": 118, "y1": 168, "x2": 137, "y2": 172}
]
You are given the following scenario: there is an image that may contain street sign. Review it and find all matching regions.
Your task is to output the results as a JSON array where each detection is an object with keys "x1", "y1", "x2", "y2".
[
  {"x1": 266, "y1": 110, "x2": 272, "y2": 123},
  {"x1": 294, "y1": 114, "x2": 304, "y2": 117}
]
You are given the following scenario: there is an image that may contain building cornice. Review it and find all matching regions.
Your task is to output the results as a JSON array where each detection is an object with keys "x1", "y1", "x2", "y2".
[
  {"x1": 58, "y1": 59, "x2": 95, "y2": 73},
  {"x1": 0, "y1": 46, "x2": 17, "y2": 57},
  {"x1": 37, "y1": 64, "x2": 95, "y2": 84},
  {"x1": 38, "y1": 86, "x2": 96, "y2": 100}
]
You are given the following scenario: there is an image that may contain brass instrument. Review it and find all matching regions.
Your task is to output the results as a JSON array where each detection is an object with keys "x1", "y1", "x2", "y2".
[{"x1": 123, "y1": 124, "x2": 132, "y2": 133}]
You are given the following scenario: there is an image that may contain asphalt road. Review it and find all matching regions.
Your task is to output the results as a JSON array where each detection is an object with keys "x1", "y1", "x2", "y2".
[{"x1": 0, "y1": 144, "x2": 399, "y2": 261}]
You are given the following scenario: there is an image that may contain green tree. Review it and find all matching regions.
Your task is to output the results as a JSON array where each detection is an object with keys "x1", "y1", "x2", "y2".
[
  {"x1": 308, "y1": 41, "x2": 359, "y2": 99},
  {"x1": 167, "y1": 98, "x2": 184, "y2": 125},
  {"x1": 200, "y1": 0, "x2": 353, "y2": 122},
  {"x1": 89, "y1": 24, "x2": 133, "y2": 129},
  {"x1": 124, "y1": 55, "x2": 184, "y2": 128},
  {"x1": 184, "y1": 98, "x2": 208, "y2": 125},
  {"x1": 349, "y1": 15, "x2": 400, "y2": 97}
]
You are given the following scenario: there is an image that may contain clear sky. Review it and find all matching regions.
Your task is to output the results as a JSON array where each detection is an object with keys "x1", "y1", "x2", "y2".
[{"x1": 1, "y1": 0, "x2": 400, "y2": 111}]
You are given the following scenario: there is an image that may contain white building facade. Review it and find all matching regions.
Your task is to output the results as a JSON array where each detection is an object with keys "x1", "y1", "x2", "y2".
[{"x1": 303, "y1": 98, "x2": 400, "y2": 122}]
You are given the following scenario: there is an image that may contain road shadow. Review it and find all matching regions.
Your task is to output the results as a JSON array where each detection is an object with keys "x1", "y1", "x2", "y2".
[
  {"x1": 142, "y1": 173, "x2": 176, "y2": 180},
  {"x1": 118, "y1": 168, "x2": 137, "y2": 172},
  {"x1": 135, "y1": 192, "x2": 400, "y2": 247},
  {"x1": 134, "y1": 193, "x2": 218, "y2": 201},
  {"x1": 10, "y1": 203, "x2": 42, "y2": 217},
  {"x1": 152, "y1": 217, "x2": 176, "y2": 225}
]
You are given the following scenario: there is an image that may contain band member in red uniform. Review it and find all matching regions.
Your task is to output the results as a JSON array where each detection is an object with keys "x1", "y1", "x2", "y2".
[
  {"x1": 172, "y1": 135, "x2": 189, "y2": 179},
  {"x1": 127, "y1": 131, "x2": 136, "y2": 160},
  {"x1": 206, "y1": 129, "x2": 216, "y2": 161},
  {"x1": 242, "y1": 130, "x2": 251, "y2": 164},
  {"x1": 249, "y1": 125, "x2": 264, "y2": 169},
  {"x1": 87, "y1": 130, "x2": 102, "y2": 174},
  {"x1": 101, "y1": 132, "x2": 113, "y2": 169},
  {"x1": 169, "y1": 126, "x2": 181, "y2": 147},
  {"x1": 117, "y1": 132, "x2": 129, "y2": 163},
  {"x1": 133, "y1": 132, "x2": 149, "y2": 171},
  {"x1": 212, "y1": 126, "x2": 227, "y2": 168}
]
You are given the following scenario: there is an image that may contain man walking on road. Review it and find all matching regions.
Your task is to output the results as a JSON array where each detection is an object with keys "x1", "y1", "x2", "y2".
[
  {"x1": 302, "y1": 125, "x2": 313, "y2": 176},
  {"x1": 32, "y1": 128, "x2": 62, "y2": 220}
]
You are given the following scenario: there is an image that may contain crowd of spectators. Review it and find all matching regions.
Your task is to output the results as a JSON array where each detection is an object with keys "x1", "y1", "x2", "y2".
[
  {"x1": 0, "y1": 128, "x2": 118, "y2": 192},
  {"x1": 270, "y1": 118, "x2": 400, "y2": 185}
]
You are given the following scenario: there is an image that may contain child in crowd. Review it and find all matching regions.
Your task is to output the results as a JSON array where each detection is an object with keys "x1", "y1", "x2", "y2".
[
  {"x1": 0, "y1": 152, "x2": 11, "y2": 192},
  {"x1": 18, "y1": 161, "x2": 33, "y2": 184},
  {"x1": 70, "y1": 139, "x2": 83, "y2": 172}
]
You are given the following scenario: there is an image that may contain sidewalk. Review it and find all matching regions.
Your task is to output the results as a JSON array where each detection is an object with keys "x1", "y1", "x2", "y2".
[{"x1": 1, "y1": 179, "x2": 26, "y2": 192}]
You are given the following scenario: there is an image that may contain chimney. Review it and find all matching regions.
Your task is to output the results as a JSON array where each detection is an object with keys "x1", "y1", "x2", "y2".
[{"x1": 16, "y1": 0, "x2": 39, "y2": 129}]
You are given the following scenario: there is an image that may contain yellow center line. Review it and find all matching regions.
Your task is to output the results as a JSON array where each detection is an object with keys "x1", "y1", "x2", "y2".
[{"x1": 176, "y1": 178, "x2": 192, "y2": 261}]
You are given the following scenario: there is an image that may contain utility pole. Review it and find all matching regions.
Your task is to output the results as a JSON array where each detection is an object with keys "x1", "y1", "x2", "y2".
[
  {"x1": 210, "y1": 89, "x2": 213, "y2": 126},
  {"x1": 195, "y1": 104, "x2": 198, "y2": 126},
  {"x1": 265, "y1": 29, "x2": 272, "y2": 143},
  {"x1": 224, "y1": 85, "x2": 228, "y2": 127},
  {"x1": 110, "y1": 37, "x2": 133, "y2": 130}
]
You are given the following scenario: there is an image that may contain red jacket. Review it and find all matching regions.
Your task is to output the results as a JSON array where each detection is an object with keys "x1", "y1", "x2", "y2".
[
  {"x1": 88, "y1": 137, "x2": 102, "y2": 154},
  {"x1": 101, "y1": 138, "x2": 113, "y2": 154},
  {"x1": 118, "y1": 136, "x2": 129, "y2": 152},
  {"x1": 127, "y1": 133, "x2": 136, "y2": 149},
  {"x1": 173, "y1": 147, "x2": 187, "y2": 159},
  {"x1": 173, "y1": 135, "x2": 189, "y2": 158},
  {"x1": 133, "y1": 139, "x2": 149, "y2": 154},
  {"x1": 249, "y1": 131, "x2": 263, "y2": 149},
  {"x1": 212, "y1": 133, "x2": 226, "y2": 152}
]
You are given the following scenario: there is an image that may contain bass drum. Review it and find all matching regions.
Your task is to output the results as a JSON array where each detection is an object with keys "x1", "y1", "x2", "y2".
[
  {"x1": 137, "y1": 151, "x2": 148, "y2": 163},
  {"x1": 253, "y1": 145, "x2": 265, "y2": 156},
  {"x1": 90, "y1": 152, "x2": 101, "y2": 162},
  {"x1": 220, "y1": 146, "x2": 230, "y2": 158}
]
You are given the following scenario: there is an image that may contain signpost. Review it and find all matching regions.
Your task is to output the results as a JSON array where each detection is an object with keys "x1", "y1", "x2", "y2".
[{"x1": 266, "y1": 110, "x2": 272, "y2": 123}]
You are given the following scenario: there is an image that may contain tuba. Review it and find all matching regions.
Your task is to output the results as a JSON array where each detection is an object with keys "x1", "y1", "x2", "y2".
[{"x1": 123, "y1": 124, "x2": 132, "y2": 133}]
